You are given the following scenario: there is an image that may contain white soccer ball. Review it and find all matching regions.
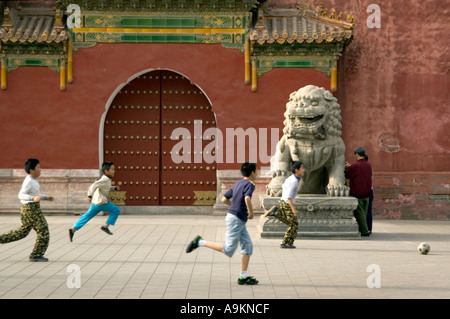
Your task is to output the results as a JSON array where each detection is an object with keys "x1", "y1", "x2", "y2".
[{"x1": 417, "y1": 242, "x2": 430, "y2": 255}]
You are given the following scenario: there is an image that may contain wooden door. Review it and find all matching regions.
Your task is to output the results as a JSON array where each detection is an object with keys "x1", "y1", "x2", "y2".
[{"x1": 103, "y1": 70, "x2": 217, "y2": 206}]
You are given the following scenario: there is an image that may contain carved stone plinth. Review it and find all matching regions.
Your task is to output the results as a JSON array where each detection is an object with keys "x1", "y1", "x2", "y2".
[{"x1": 258, "y1": 195, "x2": 360, "y2": 239}]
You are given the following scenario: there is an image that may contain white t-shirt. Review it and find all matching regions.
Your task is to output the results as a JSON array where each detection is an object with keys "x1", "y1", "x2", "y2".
[
  {"x1": 281, "y1": 174, "x2": 301, "y2": 204},
  {"x1": 18, "y1": 175, "x2": 47, "y2": 204}
]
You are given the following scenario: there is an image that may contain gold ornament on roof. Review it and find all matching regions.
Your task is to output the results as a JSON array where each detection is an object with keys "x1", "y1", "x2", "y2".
[{"x1": 296, "y1": 0, "x2": 354, "y2": 29}]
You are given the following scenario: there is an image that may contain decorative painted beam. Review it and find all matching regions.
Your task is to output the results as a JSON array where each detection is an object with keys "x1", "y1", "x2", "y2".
[{"x1": 56, "y1": 0, "x2": 259, "y2": 13}]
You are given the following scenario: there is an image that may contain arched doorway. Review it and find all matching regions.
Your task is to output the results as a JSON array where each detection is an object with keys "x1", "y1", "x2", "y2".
[{"x1": 103, "y1": 70, "x2": 217, "y2": 206}]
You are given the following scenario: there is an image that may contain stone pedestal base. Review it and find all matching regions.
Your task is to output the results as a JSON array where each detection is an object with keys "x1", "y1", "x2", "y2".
[{"x1": 258, "y1": 195, "x2": 360, "y2": 240}]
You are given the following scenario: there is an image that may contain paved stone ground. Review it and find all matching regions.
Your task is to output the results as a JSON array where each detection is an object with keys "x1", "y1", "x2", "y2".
[{"x1": 0, "y1": 214, "x2": 449, "y2": 299}]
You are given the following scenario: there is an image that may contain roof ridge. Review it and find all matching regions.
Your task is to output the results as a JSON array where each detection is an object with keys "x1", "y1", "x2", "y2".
[
  {"x1": 249, "y1": 0, "x2": 354, "y2": 45},
  {"x1": 0, "y1": 6, "x2": 68, "y2": 44}
]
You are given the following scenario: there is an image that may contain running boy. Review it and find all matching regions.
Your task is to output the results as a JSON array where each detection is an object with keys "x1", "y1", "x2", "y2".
[
  {"x1": 265, "y1": 161, "x2": 304, "y2": 248},
  {"x1": 69, "y1": 161, "x2": 120, "y2": 241},
  {"x1": 0, "y1": 158, "x2": 54, "y2": 262},
  {"x1": 186, "y1": 162, "x2": 259, "y2": 285}
]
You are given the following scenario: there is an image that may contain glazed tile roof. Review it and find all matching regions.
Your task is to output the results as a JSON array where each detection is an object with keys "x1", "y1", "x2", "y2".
[
  {"x1": 0, "y1": 7, "x2": 68, "y2": 44},
  {"x1": 248, "y1": 2, "x2": 354, "y2": 44}
]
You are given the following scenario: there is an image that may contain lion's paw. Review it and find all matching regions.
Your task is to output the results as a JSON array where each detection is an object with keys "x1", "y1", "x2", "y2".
[
  {"x1": 327, "y1": 184, "x2": 350, "y2": 197},
  {"x1": 266, "y1": 187, "x2": 282, "y2": 197},
  {"x1": 272, "y1": 169, "x2": 289, "y2": 178}
]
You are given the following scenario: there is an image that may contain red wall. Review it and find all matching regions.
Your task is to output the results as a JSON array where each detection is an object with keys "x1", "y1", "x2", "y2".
[
  {"x1": 328, "y1": 0, "x2": 450, "y2": 219},
  {"x1": 0, "y1": 43, "x2": 329, "y2": 170},
  {"x1": 1, "y1": 0, "x2": 449, "y2": 219},
  {"x1": 265, "y1": 0, "x2": 450, "y2": 172},
  {"x1": 374, "y1": 172, "x2": 450, "y2": 220},
  {"x1": 327, "y1": 0, "x2": 450, "y2": 172}
]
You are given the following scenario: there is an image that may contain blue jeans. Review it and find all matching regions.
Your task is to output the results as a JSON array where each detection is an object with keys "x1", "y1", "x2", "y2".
[
  {"x1": 223, "y1": 213, "x2": 253, "y2": 257},
  {"x1": 73, "y1": 202, "x2": 120, "y2": 230}
]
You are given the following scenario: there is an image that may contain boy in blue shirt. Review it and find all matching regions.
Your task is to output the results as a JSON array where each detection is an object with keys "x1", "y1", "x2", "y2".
[{"x1": 186, "y1": 162, "x2": 258, "y2": 285}]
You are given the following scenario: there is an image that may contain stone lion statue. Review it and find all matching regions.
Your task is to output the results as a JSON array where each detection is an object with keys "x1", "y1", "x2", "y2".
[{"x1": 267, "y1": 85, "x2": 349, "y2": 197}]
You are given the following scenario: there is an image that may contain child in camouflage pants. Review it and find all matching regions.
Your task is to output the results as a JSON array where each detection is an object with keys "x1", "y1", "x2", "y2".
[
  {"x1": 265, "y1": 161, "x2": 304, "y2": 248},
  {"x1": 0, "y1": 159, "x2": 53, "y2": 262}
]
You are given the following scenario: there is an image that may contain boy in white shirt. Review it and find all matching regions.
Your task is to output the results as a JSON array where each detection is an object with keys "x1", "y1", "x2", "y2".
[
  {"x1": 0, "y1": 158, "x2": 54, "y2": 262},
  {"x1": 265, "y1": 161, "x2": 304, "y2": 248},
  {"x1": 69, "y1": 161, "x2": 120, "y2": 241}
]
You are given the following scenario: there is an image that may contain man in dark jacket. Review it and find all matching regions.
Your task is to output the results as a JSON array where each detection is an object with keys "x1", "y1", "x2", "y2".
[{"x1": 345, "y1": 147, "x2": 372, "y2": 236}]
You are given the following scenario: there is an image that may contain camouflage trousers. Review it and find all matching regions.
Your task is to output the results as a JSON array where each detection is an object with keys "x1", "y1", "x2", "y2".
[
  {"x1": 276, "y1": 201, "x2": 299, "y2": 245},
  {"x1": 0, "y1": 202, "x2": 50, "y2": 258}
]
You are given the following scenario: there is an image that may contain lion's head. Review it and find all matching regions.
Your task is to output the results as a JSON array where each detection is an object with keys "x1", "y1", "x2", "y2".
[{"x1": 283, "y1": 85, "x2": 342, "y2": 140}]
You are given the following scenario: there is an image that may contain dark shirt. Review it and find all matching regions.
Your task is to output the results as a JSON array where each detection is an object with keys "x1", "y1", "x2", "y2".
[
  {"x1": 345, "y1": 159, "x2": 372, "y2": 199},
  {"x1": 224, "y1": 179, "x2": 255, "y2": 222}
]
